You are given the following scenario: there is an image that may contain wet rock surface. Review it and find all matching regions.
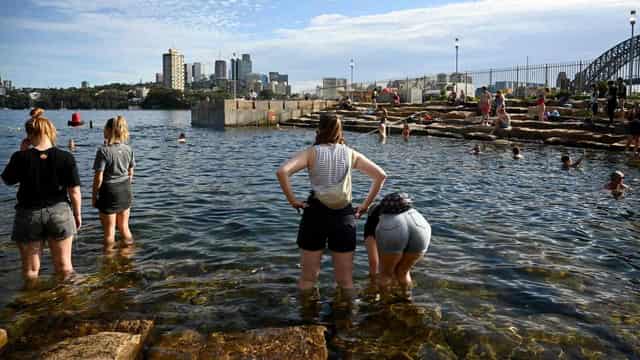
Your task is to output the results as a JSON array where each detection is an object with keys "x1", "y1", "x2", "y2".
[
  {"x1": 41, "y1": 332, "x2": 142, "y2": 360},
  {"x1": 148, "y1": 325, "x2": 328, "y2": 360}
]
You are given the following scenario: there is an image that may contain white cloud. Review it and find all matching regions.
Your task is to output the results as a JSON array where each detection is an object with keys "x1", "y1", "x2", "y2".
[{"x1": 3, "y1": 0, "x2": 638, "y2": 89}]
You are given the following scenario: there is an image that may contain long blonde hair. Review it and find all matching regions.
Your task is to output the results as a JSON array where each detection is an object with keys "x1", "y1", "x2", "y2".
[
  {"x1": 104, "y1": 115, "x2": 129, "y2": 145},
  {"x1": 25, "y1": 108, "x2": 57, "y2": 145}
]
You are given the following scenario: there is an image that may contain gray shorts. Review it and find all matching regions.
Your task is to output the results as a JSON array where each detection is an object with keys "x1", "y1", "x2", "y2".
[
  {"x1": 12, "y1": 202, "x2": 76, "y2": 243},
  {"x1": 375, "y1": 209, "x2": 431, "y2": 254}
]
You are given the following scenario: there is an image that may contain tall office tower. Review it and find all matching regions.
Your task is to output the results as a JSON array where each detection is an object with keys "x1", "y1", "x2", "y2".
[
  {"x1": 215, "y1": 60, "x2": 227, "y2": 79},
  {"x1": 184, "y1": 63, "x2": 193, "y2": 84},
  {"x1": 162, "y1": 48, "x2": 185, "y2": 91},
  {"x1": 230, "y1": 58, "x2": 240, "y2": 80},
  {"x1": 155, "y1": 73, "x2": 163, "y2": 84},
  {"x1": 239, "y1": 54, "x2": 252, "y2": 80},
  {"x1": 269, "y1": 72, "x2": 279, "y2": 83},
  {"x1": 192, "y1": 62, "x2": 203, "y2": 82}
]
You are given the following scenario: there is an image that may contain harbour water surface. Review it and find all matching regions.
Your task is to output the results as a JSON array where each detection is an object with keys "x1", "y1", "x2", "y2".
[{"x1": 0, "y1": 110, "x2": 639, "y2": 358}]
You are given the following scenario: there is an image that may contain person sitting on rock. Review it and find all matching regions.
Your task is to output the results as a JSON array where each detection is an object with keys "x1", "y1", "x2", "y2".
[
  {"x1": 448, "y1": 90, "x2": 457, "y2": 105},
  {"x1": 626, "y1": 104, "x2": 640, "y2": 156},
  {"x1": 392, "y1": 93, "x2": 401, "y2": 107},
  {"x1": 617, "y1": 78, "x2": 627, "y2": 111},
  {"x1": 512, "y1": 146, "x2": 523, "y2": 160},
  {"x1": 605, "y1": 171, "x2": 628, "y2": 199},
  {"x1": 492, "y1": 105, "x2": 511, "y2": 133},
  {"x1": 561, "y1": 154, "x2": 583, "y2": 169}
]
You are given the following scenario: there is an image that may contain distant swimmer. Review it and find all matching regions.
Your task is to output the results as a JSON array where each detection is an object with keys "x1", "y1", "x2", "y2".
[
  {"x1": 89, "y1": 120, "x2": 94, "y2": 129},
  {"x1": 68, "y1": 139, "x2": 76, "y2": 151},
  {"x1": 512, "y1": 146, "x2": 523, "y2": 160},
  {"x1": 605, "y1": 171, "x2": 628, "y2": 199},
  {"x1": 470, "y1": 144, "x2": 481, "y2": 155},
  {"x1": 561, "y1": 154, "x2": 583, "y2": 169},
  {"x1": 402, "y1": 121, "x2": 410, "y2": 141},
  {"x1": 178, "y1": 133, "x2": 186, "y2": 144},
  {"x1": 364, "y1": 192, "x2": 431, "y2": 291},
  {"x1": 379, "y1": 109, "x2": 388, "y2": 140}
]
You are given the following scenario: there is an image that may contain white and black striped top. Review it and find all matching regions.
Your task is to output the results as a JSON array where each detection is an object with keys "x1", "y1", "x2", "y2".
[{"x1": 309, "y1": 144, "x2": 350, "y2": 193}]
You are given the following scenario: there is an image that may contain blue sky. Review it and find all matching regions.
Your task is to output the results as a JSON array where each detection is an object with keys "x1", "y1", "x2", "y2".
[{"x1": 0, "y1": 0, "x2": 637, "y2": 92}]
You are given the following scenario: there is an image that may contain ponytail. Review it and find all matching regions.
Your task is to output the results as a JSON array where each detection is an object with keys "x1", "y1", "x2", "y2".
[{"x1": 25, "y1": 108, "x2": 57, "y2": 144}]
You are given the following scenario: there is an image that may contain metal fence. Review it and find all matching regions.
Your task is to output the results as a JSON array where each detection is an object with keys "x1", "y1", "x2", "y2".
[{"x1": 307, "y1": 59, "x2": 612, "y2": 100}]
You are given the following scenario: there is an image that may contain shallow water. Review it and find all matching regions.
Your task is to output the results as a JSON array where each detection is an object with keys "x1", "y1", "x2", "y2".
[{"x1": 0, "y1": 109, "x2": 639, "y2": 358}]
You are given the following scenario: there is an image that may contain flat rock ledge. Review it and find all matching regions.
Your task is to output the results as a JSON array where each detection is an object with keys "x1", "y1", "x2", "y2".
[
  {"x1": 41, "y1": 332, "x2": 141, "y2": 360},
  {"x1": 148, "y1": 325, "x2": 328, "y2": 360}
]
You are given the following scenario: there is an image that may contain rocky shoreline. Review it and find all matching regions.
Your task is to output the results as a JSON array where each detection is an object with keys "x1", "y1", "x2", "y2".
[{"x1": 281, "y1": 100, "x2": 635, "y2": 151}]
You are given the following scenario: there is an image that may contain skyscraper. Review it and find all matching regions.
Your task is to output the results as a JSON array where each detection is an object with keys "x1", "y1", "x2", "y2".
[
  {"x1": 162, "y1": 48, "x2": 185, "y2": 91},
  {"x1": 239, "y1": 54, "x2": 252, "y2": 80},
  {"x1": 184, "y1": 63, "x2": 193, "y2": 85},
  {"x1": 155, "y1": 73, "x2": 163, "y2": 84},
  {"x1": 230, "y1": 58, "x2": 240, "y2": 81},
  {"x1": 192, "y1": 62, "x2": 203, "y2": 82},
  {"x1": 215, "y1": 60, "x2": 227, "y2": 79}
]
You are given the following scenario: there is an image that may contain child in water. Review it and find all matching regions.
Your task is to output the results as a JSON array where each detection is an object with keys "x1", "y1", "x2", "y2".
[
  {"x1": 402, "y1": 121, "x2": 410, "y2": 141},
  {"x1": 178, "y1": 133, "x2": 186, "y2": 144},
  {"x1": 470, "y1": 144, "x2": 481, "y2": 155},
  {"x1": 561, "y1": 154, "x2": 583, "y2": 169},
  {"x1": 605, "y1": 171, "x2": 628, "y2": 199},
  {"x1": 512, "y1": 146, "x2": 523, "y2": 160}
]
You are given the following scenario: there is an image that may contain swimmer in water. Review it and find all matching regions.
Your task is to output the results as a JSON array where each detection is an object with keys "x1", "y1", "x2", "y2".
[
  {"x1": 68, "y1": 139, "x2": 76, "y2": 151},
  {"x1": 561, "y1": 154, "x2": 583, "y2": 169},
  {"x1": 379, "y1": 109, "x2": 388, "y2": 141},
  {"x1": 512, "y1": 146, "x2": 523, "y2": 160},
  {"x1": 605, "y1": 171, "x2": 628, "y2": 199},
  {"x1": 470, "y1": 144, "x2": 481, "y2": 155},
  {"x1": 178, "y1": 133, "x2": 186, "y2": 144},
  {"x1": 402, "y1": 121, "x2": 410, "y2": 141}
]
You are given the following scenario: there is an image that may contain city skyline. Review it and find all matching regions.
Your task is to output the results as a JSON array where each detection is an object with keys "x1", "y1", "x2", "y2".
[{"x1": 0, "y1": 0, "x2": 637, "y2": 92}]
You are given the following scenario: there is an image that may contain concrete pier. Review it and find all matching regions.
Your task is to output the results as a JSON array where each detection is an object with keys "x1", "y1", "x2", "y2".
[{"x1": 191, "y1": 99, "x2": 337, "y2": 128}]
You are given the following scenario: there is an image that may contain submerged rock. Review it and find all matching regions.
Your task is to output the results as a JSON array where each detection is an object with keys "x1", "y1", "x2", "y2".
[{"x1": 41, "y1": 332, "x2": 141, "y2": 360}]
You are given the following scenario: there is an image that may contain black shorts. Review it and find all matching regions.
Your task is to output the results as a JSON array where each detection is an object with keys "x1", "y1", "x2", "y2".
[
  {"x1": 97, "y1": 179, "x2": 132, "y2": 214},
  {"x1": 297, "y1": 197, "x2": 356, "y2": 253},
  {"x1": 630, "y1": 120, "x2": 640, "y2": 136}
]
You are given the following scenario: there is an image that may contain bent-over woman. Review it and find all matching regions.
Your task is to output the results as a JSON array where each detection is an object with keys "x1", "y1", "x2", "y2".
[
  {"x1": 276, "y1": 112, "x2": 386, "y2": 291},
  {"x1": 92, "y1": 116, "x2": 135, "y2": 251},
  {"x1": 1, "y1": 109, "x2": 81, "y2": 284}
]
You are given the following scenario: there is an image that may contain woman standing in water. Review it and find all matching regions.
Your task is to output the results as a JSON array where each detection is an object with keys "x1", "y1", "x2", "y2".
[
  {"x1": 1, "y1": 109, "x2": 81, "y2": 285},
  {"x1": 276, "y1": 112, "x2": 386, "y2": 292},
  {"x1": 92, "y1": 116, "x2": 135, "y2": 252}
]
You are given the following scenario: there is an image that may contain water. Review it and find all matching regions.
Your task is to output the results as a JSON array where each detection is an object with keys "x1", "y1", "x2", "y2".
[{"x1": 0, "y1": 110, "x2": 639, "y2": 358}]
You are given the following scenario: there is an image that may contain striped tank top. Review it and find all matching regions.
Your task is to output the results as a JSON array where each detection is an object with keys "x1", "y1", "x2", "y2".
[{"x1": 309, "y1": 144, "x2": 353, "y2": 209}]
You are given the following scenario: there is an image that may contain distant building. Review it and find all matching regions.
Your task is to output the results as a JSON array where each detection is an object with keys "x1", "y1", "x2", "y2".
[
  {"x1": 184, "y1": 63, "x2": 193, "y2": 84},
  {"x1": 230, "y1": 58, "x2": 240, "y2": 81},
  {"x1": 81, "y1": 81, "x2": 89, "y2": 89},
  {"x1": 239, "y1": 54, "x2": 252, "y2": 80},
  {"x1": 192, "y1": 62, "x2": 203, "y2": 82},
  {"x1": 155, "y1": 73, "x2": 163, "y2": 84},
  {"x1": 322, "y1": 78, "x2": 347, "y2": 99},
  {"x1": 450, "y1": 73, "x2": 472, "y2": 83},
  {"x1": 436, "y1": 73, "x2": 448, "y2": 84},
  {"x1": 246, "y1": 73, "x2": 265, "y2": 91},
  {"x1": 215, "y1": 60, "x2": 227, "y2": 79},
  {"x1": 136, "y1": 87, "x2": 150, "y2": 99},
  {"x1": 162, "y1": 48, "x2": 185, "y2": 91}
]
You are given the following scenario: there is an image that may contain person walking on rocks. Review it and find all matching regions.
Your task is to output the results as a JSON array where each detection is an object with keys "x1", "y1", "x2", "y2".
[
  {"x1": 1, "y1": 109, "x2": 81, "y2": 285},
  {"x1": 276, "y1": 112, "x2": 386, "y2": 293},
  {"x1": 617, "y1": 78, "x2": 627, "y2": 111},
  {"x1": 479, "y1": 87, "x2": 492, "y2": 126},
  {"x1": 606, "y1": 81, "x2": 618, "y2": 126},
  {"x1": 589, "y1": 84, "x2": 599, "y2": 123},
  {"x1": 92, "y1": 116, "x2": 136, "y2": 252}
]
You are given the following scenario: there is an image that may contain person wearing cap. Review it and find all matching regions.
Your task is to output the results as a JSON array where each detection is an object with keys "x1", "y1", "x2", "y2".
[
  {"x1": 605, "y1": 171, "x2": 628, "y2": 199},
  {"x1": 363, "y1": 192, "x2": 431, "y2": 290}
]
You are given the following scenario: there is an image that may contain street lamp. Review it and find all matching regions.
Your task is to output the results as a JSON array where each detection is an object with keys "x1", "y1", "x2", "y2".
[
  {"x1": 630, "y1": 10, "x2": 636, "y2": 97},
  {"x1": 349, "y1": 58, "x2": 355, "y2": 100},
  {"x1": 455, "y1": 38, "x2": 460, "y2": 95}
]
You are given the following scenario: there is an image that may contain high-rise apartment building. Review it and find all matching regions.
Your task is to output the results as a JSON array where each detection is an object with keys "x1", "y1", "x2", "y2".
[
  {"x1": 155, "y1": 73, "x2": 163, "y2": 84},
  {"x1": 239, "y1": 54, "x2": 252, "y2": 80},
  {"x1": 192, "y1": 62, "x2": 203, "y2": 82},
  {"x1": 162, "y1": 48, "x2": 185, "y2": 91},
  {"x1": 322, "y1": 78, "x2": 347, "y2": 99},
  {"x1": 184, "y1": 63, "x2": 193, "y2": 84},
  {"x1": 230, "y1": 58, "x2": 240, "y2": 80},
  {"x1": 215, "y1": 60, "x2": 227, "y2": 79}
]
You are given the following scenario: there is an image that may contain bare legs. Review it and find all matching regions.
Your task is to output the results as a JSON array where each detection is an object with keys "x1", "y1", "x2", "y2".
[
  {"x1": 364, "y1": 235, "x2": 379, "y2": 278},
  {"x1": 100, "y1": 208, "x2": 133, "y2": 252},
  {"x1": 17, "y1": 236, "x2": 74, "y2": 286},
  {"x1": 378, "y1": 252, "x2": 423, "y2": 291},
  {"x1": 298, "y1": 250, "x2": 354, "y2": 291}
]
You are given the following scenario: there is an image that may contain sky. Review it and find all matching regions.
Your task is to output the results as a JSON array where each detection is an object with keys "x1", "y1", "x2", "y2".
[{"x1": 0, "y1": 0, "x2": 637, "y2": 92}]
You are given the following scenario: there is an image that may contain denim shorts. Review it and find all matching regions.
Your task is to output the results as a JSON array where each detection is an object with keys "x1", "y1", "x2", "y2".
[
  {"x1": 376, "y1": 209, "x2": 431, "y2": 254},
  {"x1": 12, "y1": 202, "x2": 76, "y2": 243}
]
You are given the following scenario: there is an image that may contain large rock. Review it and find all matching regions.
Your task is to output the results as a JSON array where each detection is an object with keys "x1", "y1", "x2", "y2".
[
  {"x1": 41, "y1": 332, "x2": 142, "y2": 360},
  {"x1": 202, "y1": 325, "x2": 327, "y2": 360},
  {"x1": 0, "y1": 328, "x2": 7, "y2": 351},
  {"x1": 445, "y1": 111, "x2": 474, "y2": 119}
]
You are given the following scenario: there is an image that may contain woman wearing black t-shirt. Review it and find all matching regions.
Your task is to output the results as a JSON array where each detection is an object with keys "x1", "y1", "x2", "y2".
[{"x1": 1, "y1": 109, "x2": 82, "y2": 285}]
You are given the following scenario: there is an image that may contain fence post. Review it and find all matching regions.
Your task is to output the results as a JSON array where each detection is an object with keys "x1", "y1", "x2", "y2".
[
  {"x1": 578, "y1": 60, "x2": 583, "y2": 94},
  {"x1": 544, "y1": 64, "x2": 549, "y2": 87},
  {"x1": 516, "y1": 66, "x2": 520, "y2": 98},
  {"x1": 489, "y1": 68, "x2": 493, "y2": 90}
]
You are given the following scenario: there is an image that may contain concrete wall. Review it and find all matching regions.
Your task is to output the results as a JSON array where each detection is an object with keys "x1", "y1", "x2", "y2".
[{"x1": 192, "y1": 99, "x2": 338, "y2": 128}]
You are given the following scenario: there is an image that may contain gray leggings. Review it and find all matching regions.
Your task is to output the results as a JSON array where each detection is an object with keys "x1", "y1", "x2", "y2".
[{"x1": 375, "y1": 209, "x2": 431, "y2": 254}]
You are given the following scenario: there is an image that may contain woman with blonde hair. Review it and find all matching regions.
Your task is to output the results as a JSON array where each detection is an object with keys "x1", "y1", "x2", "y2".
[
  {"x1": 1, "y1": 108, "x2": 81, "y2": 285},
  {"x1": 276, "y1": 112, "x2": 386, "y2": 292},
  {"x1": 92, "y1": 116, "x2": 135, "y2": 251}
]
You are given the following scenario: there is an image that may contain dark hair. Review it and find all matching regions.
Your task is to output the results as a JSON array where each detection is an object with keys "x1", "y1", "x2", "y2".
[
  {"x1": 315, "y1": 112, "x2": 344, "y2": 145},
  {"x1": 561, "y1": 155, "x2": 570, "y2": 162},
  {"x1": 512, "y1": 146, "x2": 520, "y2": 155},
  {"x1": 179, "y1": 132, "x2": 186, "y2": 138}
]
